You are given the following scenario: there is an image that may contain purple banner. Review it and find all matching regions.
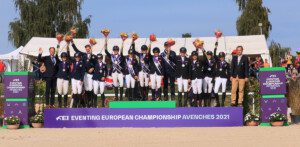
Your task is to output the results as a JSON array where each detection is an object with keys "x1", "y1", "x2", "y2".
[
  {"x1": 4, "y1": 75, "x2": 29, "y2": 98},
  {"x1": 44, "y1": 107, "x2": 243, "y2": 128},
  {"x1": 259, "y1": 71, "x2": 286, "y2": 94},
  {"x1": 260, "y1": 98, "x2": 287, "y2": 123},
  {"x1": 4, "y1": 101, "x2": 29, "y2": 125}
]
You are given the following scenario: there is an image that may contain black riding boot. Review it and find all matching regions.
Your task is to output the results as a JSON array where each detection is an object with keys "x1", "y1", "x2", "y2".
[
  {"x1": 183, "y1": 92, "x2": 188, "y2": 107},
  {"x1": 63, "y1": 95, "x2": 68, "y2": 108},
  {"x1": 93, "y1": 93, "x2": 98, "y2": 108},
  {"x1": 128, "y1": 88, "x2": 132, "y2": 101},
  {"x1": 221, "y1": 92, "x2": 226, "y2": 107},
  {"x1": 215, "y1": 93, "x2": 220, "y2": 107},
  {"x1": 158, "y1": 88, "x2": 162, "y2": 100},
  {"x1": 72, "y1": 94, "x2": 78, "y2": 108},
  {"x1": 114, "y1": 87, "x2": 119, "y2": 101},
  {"x1": 120, "y1": 87, "x2": 124, "y2": 101},
  {"x1": 145, "y1": 87, "x2": 149, "y2": 101},
  {"x1": 178, "y1": 92, "x2": 182, "y2": 107},
  {"x1": 58, "y1": 94, "x2": 62, "y2": 108},
  {"x1": 207, "y1": 93, "x2": 212, "y2": 107},
  {"x1": 197, "y1": 94, "x2": 202, "y2": 107},
  {"x1": 151, "y1": 89, "x2": 156, "y2": 101},
  {"x1": 101, "y1": 94, "x2": 105, "y2": 108}
]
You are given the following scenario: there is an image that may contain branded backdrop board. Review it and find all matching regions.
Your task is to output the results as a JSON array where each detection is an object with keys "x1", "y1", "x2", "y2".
[
  {"x1": 259, "y1": 67, "x2": 286, "y2": 95},
  {"x1": 44, "y1": 107, "x2": 243, "y2": 128}
]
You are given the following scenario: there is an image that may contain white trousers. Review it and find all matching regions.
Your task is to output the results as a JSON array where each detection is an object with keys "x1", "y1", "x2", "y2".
[
  {"x1": 203, "y1": 77, "x2": 213, "y2": 93},
  {"x1": 192, "y1": 78, "x2": 202, "y2": 94},
  {"x1": 150, "y1": 73, "x2": 162, "y2": 90},
  {"x1": 57, "y1": 78, "x2": 69, "y2": 95},
  {"x1": 138, "y1": 71, "x2": 149, "y2": 87},
  {"x1": 93, "y1": 80, "x2": 105, "y2": 95},
  {"x1": 177, "y1": 77, "x2": 188, "y2": 92},
  {"x1": 84, "y1": 73, "x2": 93, "y2": 91},
  {"x1": 72, "y1": 79, "x2": 83, "y2": 94},
  {"x1": 112, "y1": 72, "x2": 124, "y2": 87},
  {"x1": 125, "y1": 74, "x2": 136, "y2": 88},
  {"x1": 214, "y1": 77, "x2": 227, "y2": 93}
]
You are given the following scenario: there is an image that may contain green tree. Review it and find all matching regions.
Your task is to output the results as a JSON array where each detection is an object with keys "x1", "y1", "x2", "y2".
[
  {"x1": 9, "y1": 0, "x2": 91, "y2": 48},
  {"x1": 236, "y1": 0, "x2": 272, "y2": 39},
  {"x1": 182, "y1": 33, "x2": 192, "y2": 38},
  {"x1": 269, "y1": 41, "x2": 291, "y2": 67}
]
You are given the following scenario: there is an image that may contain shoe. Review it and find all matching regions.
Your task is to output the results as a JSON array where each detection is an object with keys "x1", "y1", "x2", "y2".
[{"x1": 230, "y1": 103, "x2": 236, "y2": 107}]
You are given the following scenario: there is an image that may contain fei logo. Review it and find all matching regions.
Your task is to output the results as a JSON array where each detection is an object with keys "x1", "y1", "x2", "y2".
[{"x1": 56, "y1": 115, "x2": 69, "y2": 121}]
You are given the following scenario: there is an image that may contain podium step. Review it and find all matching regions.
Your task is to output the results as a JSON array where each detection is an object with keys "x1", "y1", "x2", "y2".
[{"x1": 109, "y1": 101, "x2": 176, "y2": 108}]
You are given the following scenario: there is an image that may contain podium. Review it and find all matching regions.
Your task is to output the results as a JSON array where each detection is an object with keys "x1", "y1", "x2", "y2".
[
  {"x1": 3, "y1": 72, "x2": 35, "y2": 128},
  {"x1": 259, "y1": 67, "x2": 287, "y2": 126}
]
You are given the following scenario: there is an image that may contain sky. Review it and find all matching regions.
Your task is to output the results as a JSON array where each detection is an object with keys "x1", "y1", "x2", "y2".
[{"x1": 0, "y1": 0, "x2": 299, "y2": 54}]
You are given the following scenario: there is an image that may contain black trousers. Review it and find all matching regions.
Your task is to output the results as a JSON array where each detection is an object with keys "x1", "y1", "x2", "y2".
[
  {"x1": 45, "y1": 77, "x2": 57, "y2": 105},
  {"x1": 163, "y1": 74, "x2": 175, "y2": 99}
]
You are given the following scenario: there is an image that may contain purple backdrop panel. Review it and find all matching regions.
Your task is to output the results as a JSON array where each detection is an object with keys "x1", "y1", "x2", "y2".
[
  {"x1": 44, "y1": 107, "x2": 243, "y2": 128},
  {"x1": 259, "y1": 71, "x2": 286, "y2": 94},
  {"x1": 4, "y1": 101, "x2": 29, "y2": 125},
  {"x1": 260, "y1": 98, "x2": 287, "y2": 123},
  {"x1": 4, "y1": 75, "x2": 29, "y2": 98}
]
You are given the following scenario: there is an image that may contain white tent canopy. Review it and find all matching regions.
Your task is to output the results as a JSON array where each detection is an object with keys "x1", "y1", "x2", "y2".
[
  {"x1": 0, "y1": 46, "x2": 24, "y2": 60},
  {"x1": 21, "y1": 35, "x2": 271, "y2": 65}
]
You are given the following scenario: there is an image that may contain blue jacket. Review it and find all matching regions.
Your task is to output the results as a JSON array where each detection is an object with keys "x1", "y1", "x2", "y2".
[
  {"x1": 70, "y1": 60, "x2": 85, "y2": 81},
  {"x1": 92, "y1": 62, "x2": 108, "y2": 81},
  {"x1": 56, "y1": 61, "x2": 71, "y2": 80}
]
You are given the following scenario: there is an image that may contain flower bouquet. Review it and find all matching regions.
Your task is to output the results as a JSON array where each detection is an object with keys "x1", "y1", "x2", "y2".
[
  {"x1": 166, "y1": 38, "x2": 175, "y2": 46},
  {"x1": 4, "y1": 116, "x2": 20, "y2": 129},
  {"x1": 120, "y1": 32, "x2": 128, "y2": 41},
  {"x1": 131, "y1": 32, "x2": 139, "y2": 41},
  {"x1": 30, "y1": 111, "x2": 44, "y2": 128},
  {"x1": 89, "y1": 38, "x2": 97, "y2": 46},
  {"x1": 56, "y1": 33, "x2": 64, "y2": 43},
  {"x1": 101, "y1": 28, "x2": 110, "y2": 37},
  {"x1": 269, "y1": 112, "x2": 287, "y2": 126},
  {"x1": 65, "y1": 35, "x2": 73, "y2": 43},
  {"x1": 150, "y1": 34, "x2": 157, "y2": 42},
  {"x1": 244, "y1": 112, "x2": 260, "y2": 126},
  {"x1": 193, "y1": 39, "x2": 204, "y2": 48},
  {"x1": 214, "y1": 29, "x2": 223, "y2": 38}
]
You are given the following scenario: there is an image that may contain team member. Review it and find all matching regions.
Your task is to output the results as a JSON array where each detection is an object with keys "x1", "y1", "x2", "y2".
[
  {"x1": 56, "y1": 52, "x2": 71, "y2": 108},
  {"x1": 189, "y1": 51, "x2": 204, "y2": 107},
  {"x1": 124, "y1": 49, "x2": 140, "y2": 101},
  {"x1": 37, "y1": 47, "x2": 59, "y2": 108},
  {"x1": 160, "y1": 42, "x2": 176, "y2": 100},
  {"x1": 132, "y1": 43, "x2": 151, "y2": 100},
  {"x1": 70, "y1": 52, "x2": 85, "y2": 108},
  {"x1": 148, "y1": 47, "x2": 164, "y2": 100},
  {"x1": 213, "y1": 43, "x2": 230, "y2": 107},
  {"x1": 92, "y1": 54, "x2": 108, "y2": 107},
  {"x1": 202, "y1": 50, "x2": 216, "y2": 107},
  {"x1": 72, "y1": 41, "x2": 97, "y2": 107},
  {"x1": 230, "y1": 46, "x2": 249, "y2": 107},
  {"x1": 175, "y1": 47, "x2": 190, "y2": 107},
  {"x1": 105, "y1": 42, "x2": 125, "y2": 101}
]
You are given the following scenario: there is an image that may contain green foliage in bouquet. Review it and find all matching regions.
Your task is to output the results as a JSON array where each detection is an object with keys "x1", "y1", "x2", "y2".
[
  {"x1": 4, "y1": 116, "x2": 20, "y2": 125},
  {"x1": 30, "y1": 111, "x2": 44, "y2": 123},
  {"x1": 244, "y1": 112, "x2": 260, "y2": 123},
  {"x1": 269, "y1": 113, "x2": 287, "y2": 122}
]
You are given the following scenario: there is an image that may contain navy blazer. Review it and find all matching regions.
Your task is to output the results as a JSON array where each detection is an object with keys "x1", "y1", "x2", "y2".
[
  {"x1": 37, "y1": 53, "x2": 59, "y2": 78},
  {"x1": 56, "y1": 61, "x2": 71, "y2": 80},
  {"x1": 231, "y1": 55, "x2": 249, "y2": 79},
  {"x1": 92, "y1": 62, "x2": 108, "y2": 81},
  {"x1": 72, "y1": 43, "x2": 97, "y2": 73},
  {"x1": 70, "y1": 60, "x2": 85, "y2": 81}
]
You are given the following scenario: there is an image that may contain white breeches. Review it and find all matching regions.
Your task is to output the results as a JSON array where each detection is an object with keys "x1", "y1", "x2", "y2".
[
  {"x1": 112, "y1": 72, "x2": 124, "y2": 87},
  {"x1": 84, "y1": 73, "x2": 93, "y2": 91},
  {"x1": 125, "y1": 74, "x2": 136, "y2": 88},
  {"x1": 150, "y1": 73, "x2": 162, "y2": 90},
  {"x1": 192, "y1": 78, "x2": 203, "y2": 94},
  {"x1": 93, "y1": 80, "x2": 105, "y2": 95},
  {"x1": 138, "y1": 71, "x2": 149, "y2": 87},
  {"x1": 177, "y1": 77, "x2": 188, "y2": 92},
  {"x1": 213, "y1": 77, "x2": 227, "y2": 93},
  {"x1": 203, "y1": 77, "x2": 213, "y2": 93},
  {"x1": 57, "y1": 78, "x2": 69, "y2": 95},
  {"x1": 72, "y1": 79, "x2": 83, "y2": 94}
]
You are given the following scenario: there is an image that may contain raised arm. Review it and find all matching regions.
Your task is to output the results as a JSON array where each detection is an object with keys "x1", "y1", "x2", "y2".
[
  {"x1": 214, "y1": 42, "x2": 219, "y2": 61},
  {"x1": 37, "y1": 48, "x2": 44, "y2": 62},
  {"x1": 71, "y1": 40, "x2": 83, "y2": 54}
]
